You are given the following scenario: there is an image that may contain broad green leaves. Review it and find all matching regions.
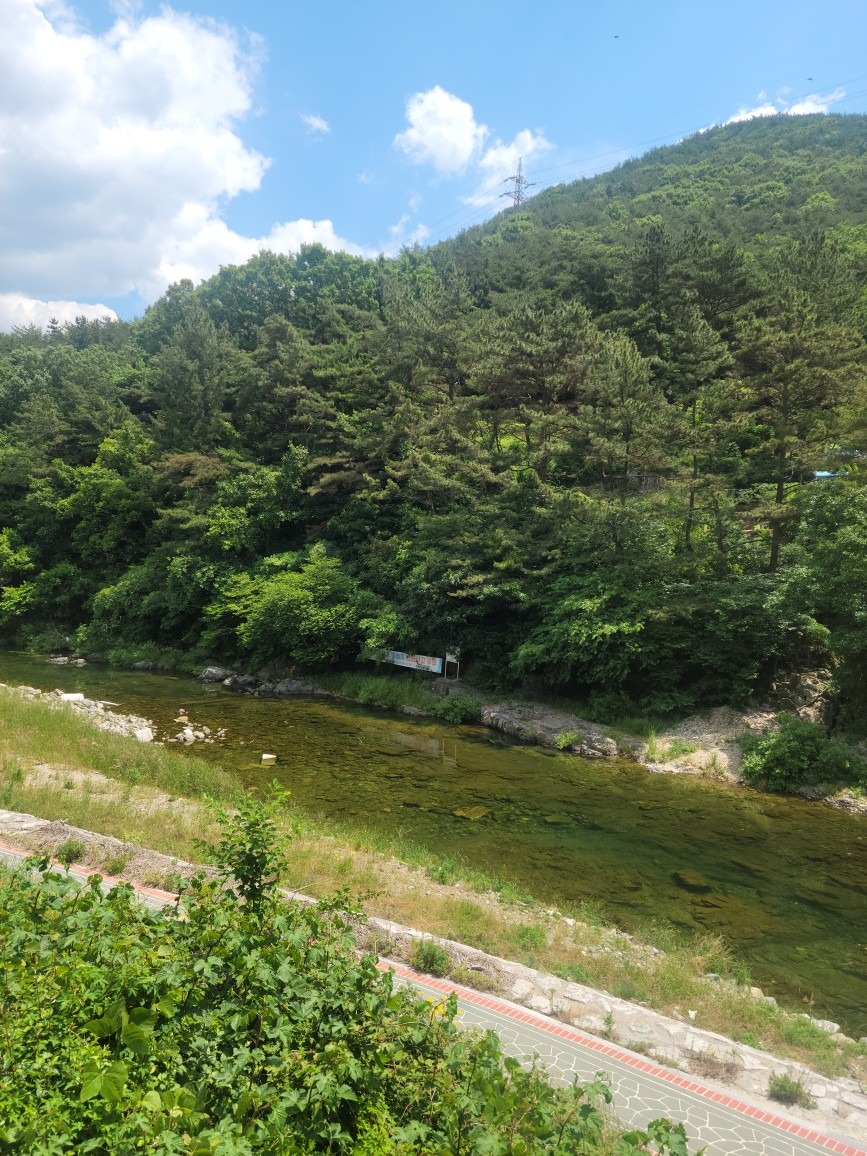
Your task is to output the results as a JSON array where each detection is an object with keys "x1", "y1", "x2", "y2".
[
  {"x1": 80, "y1": 1060, "x2": 128, "y2": 1103},
  {"x1": 2, "y1": 808, "x2": 695, "y2": 1154}
]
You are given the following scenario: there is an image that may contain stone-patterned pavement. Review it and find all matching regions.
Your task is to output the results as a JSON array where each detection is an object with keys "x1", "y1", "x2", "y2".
[
  {"x1": 2, "y1": 840, "x2": 865, "y2": 1156},
  {"x1": 389, "y1": 962, "x2": 865, "y2": 1156}
]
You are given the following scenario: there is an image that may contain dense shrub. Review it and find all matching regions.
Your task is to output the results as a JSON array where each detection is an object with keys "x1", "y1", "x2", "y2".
[
  {"x1": 740, "y1": 714, "x2": 864, "y2": 792},
  {"x1": 204, "y1": 546, "x2": 371, "y2": 668},
  {"x1": 431, "y1": 691, "x2": 482, "y2": 724},
  {"x1": 0, "y1": 799, "x2": 691, "y2": 1154},
  {"x1": 55, "y1": 838, "x2": 85, "y2": 868}
]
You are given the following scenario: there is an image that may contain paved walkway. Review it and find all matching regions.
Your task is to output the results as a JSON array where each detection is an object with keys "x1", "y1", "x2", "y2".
[{"x1": 2, "y1": 840, "x2": 865, "y2": 1156}]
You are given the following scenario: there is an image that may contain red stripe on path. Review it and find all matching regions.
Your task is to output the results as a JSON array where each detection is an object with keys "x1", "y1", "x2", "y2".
[
  {"x1": 379, "y1": 959, "x2": 867, "y2": 1156},
  {"x1": 2, "y1": 839, "x2": 864, "y2": 1155},
  {"x1": 0, "y1": 837, "x2": 177, "y2": 902}
]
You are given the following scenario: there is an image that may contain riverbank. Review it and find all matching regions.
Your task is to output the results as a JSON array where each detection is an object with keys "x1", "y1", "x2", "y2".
[
  {"x1": 188, "y1": 663, "x2": 867, "y2": 814},
  {"x1": 5, "y1": 834, "x2": 867, "y2": 1154},
  {"x1": 4, "y1": 803, "x2": 867, "y2": 1144},
  {"x1": 1, "y1": 681, "x2": 866, "y2": 1092},
  {"x1": 50, "y1": 650, "x2": 867, "y2": 810}
]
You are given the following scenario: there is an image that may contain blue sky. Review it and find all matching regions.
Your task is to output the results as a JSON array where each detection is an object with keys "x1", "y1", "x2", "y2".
[{"x1": 1, "y1": 0, "x2": 866, "y2": 326}]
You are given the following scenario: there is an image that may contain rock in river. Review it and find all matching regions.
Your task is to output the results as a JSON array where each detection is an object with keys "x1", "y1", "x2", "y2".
[
  {"x1": 453, "y1": 805, "x2": 489, "y2": 820},
  {"x1": 199, "y1": 666, "x2": 236, "y2": 682},
  {"x1": 672, "y1": 869, "x2": 713, "y2": 893}
]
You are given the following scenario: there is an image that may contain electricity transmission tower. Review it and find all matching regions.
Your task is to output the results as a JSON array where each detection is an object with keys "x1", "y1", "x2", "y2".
[{"x1": 500, "y1": 157, "x2": 536, "y2": 208}]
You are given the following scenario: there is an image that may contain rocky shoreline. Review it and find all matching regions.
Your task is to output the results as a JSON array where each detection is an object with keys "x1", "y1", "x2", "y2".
[
  {"x1": 193, "y1": 664, "x2": 867, "y2": 816},
  {"x1": 1, "y1": 681, "x2": 158, "y2": 743},
  {"x1": 9, "y1": 659, "x2": 867, "y2": 815}
]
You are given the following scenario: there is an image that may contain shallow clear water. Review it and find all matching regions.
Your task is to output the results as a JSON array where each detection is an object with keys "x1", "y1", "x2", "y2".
[{"x1": 3, "y1": 651, "x2": 866, "y2": 1034}]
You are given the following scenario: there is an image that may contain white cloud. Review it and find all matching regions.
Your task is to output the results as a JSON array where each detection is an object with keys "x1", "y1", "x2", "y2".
[
  {"x1": 787, "y1": 88, "x2": 846, "y2": 115},
  {"x1": 0, "y1": 1, "x2": 363, "y2": 313},
  {"x1": 381, "y1": 210, "x2": 429, "y2": 256},
  {"x1": 386, "y1": 213, "x2": 428, "y2": 242},
  {"x1": 0, "y1": 293, "x2": 118, "y2": 332},
  {"x1": 725, "y1": 101, "x2": 780, "y2": 124},
  {"x1": 300, "y1": 112, "x2": 330, "y2": 134},
  {"x1": 108, "y1": 0, "x2": 142, "y2": 17},
  {"x1": 725, "y1": 88, "x2": 846, "y2": 124},
  {"x1": 394, "y1": 86, "x2": 553, "y2": 211},
  {"x1": 388, "y1": 213, "x2": 411, "y2": 236},
  {"x1": 394, "y1": 85, "x2": 488, "y2": 174},
  {"x1": 462, "y1": 128, "x2": 553, "y2": 207},
  {"x1": 151, "y1": 208, "x2": 368, "y2": 296}
]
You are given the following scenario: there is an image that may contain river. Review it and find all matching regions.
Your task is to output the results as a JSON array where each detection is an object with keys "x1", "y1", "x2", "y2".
[{"x1": 2, "y1": 651, "x2": 865, "y2": 1035}]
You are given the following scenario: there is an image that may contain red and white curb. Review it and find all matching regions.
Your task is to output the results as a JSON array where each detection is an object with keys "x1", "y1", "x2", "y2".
[
  {"x1": 379, "y1": 960, "x2": 867, "y2": 1156},
  {"x1": 2, "y1": 838, "x2": 864, "y2": 1156}
]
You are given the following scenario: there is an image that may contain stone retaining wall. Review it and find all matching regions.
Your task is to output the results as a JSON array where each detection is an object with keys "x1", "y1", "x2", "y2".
[
  {"x1": 1, "y1": 807, "x2": 865, "y2": 1143},
  {"x1": 358, "y1": 915, "x2": 867, "y2": 1141}
]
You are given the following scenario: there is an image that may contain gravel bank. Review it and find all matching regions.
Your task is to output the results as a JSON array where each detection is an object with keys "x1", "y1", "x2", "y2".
[{"x1": 0, "y1": 682, "x2": 156, "y2": 742}]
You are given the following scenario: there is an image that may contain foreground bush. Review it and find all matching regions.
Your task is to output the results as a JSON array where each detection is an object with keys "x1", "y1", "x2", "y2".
[
  {"x1": 0, "y1": 799, "x2": 691, "y2": 1154},
  {"x1": 740, "y1": 714, "x2": 864, "y2": 793}
]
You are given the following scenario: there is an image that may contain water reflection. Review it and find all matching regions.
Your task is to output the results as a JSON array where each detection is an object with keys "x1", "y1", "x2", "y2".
[{"x1": 2, "y1": 651, "x2": 866, "y2": 1035}]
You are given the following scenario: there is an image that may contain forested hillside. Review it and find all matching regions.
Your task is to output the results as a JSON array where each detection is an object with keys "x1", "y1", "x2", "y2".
[{"x1": 1, "y1": 113, "x2": 865, "y2": 718}]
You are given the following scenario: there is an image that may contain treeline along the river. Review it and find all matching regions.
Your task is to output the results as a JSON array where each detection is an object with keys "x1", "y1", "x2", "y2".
[{"x1": 1, "y1": 113, "x2": 866, "y2": 720}]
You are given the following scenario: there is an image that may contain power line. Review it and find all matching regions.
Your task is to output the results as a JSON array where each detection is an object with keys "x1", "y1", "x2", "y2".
[
  {"x1": 416, "y1": 54, "x2": 867, "y2": 248},
  {"x1": 500, "y1": 157, "x2": 536, "y2": 208},
  {"x1": 421, "y1": 82, "x2": 867, "y2": 248}
]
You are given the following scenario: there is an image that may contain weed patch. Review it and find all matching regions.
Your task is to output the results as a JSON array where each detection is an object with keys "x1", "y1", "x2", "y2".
[
  {"x1": 411, "y1": 938, "x2": 451, "y2": 977},
  {"x1": 55, "y1": 838, "x2": 85, "y2": 868},
  {"x1": 555, "y1": 729, "x2": 582, "y2": 750},
  {"x1": 686, "y1": 1049, "x2": 741, "y2": 1084},
  {"x1": 449, "y1": 965, "x2": 502, "y2": 994},
  {"x1": 768, "y1": 1073, "x2": 817, "y2": 1109}
]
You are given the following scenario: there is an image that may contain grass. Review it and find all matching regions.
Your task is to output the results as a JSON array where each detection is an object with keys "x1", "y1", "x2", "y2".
[
  {"x1": 315, "y1": 671, "x2": 441, "y2": 712},
  {"x1": 643, "y1": 730, "x2": 699, "y2": 763},
  {"x1": 0, "y1": 690, "x2": 238, "y2": 804},
  {"x1": 0, "y1": 771, "x2": 222, "y2": 874},
  {"x1": 555, "y1": 729, "x2": 582, "y2": 750},
  {"x1": 0, "y1": 686, "x2": 865, "y2": 1081},
  {"x1": 768, "y1": 1073, "x2": 818, "y2": 1109},
  {"x1": 449, "y1": 965, "x2": 502, "y2": 993},
  {"x1": 536, "y1": 691, "x2": 681, "y2": 739},
  {"x1": 316, "y1": 671, "x2": 482, "y2": 724},
  {"x1": 737, "y1": 1031, "x2": 764, "y2": 1050},
  {"x1": 102, "y1": 641, "x2": 204, "y2": 675}
]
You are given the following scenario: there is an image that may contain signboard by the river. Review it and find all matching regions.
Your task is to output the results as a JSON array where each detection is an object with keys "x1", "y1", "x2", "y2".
[{"x1": 384, "y1": 651, "x2": 444, "y2": 673}]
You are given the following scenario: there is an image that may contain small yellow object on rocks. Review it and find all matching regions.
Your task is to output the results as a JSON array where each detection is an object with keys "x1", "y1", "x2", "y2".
[{"x1": 261, "y1": 753, "x2": 277, "y2": 766}]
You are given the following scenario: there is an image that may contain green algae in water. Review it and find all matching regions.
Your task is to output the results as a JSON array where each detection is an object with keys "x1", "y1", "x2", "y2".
[{"x1": 1, "y1": 650, "x2": 866, "y2": 1037}]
